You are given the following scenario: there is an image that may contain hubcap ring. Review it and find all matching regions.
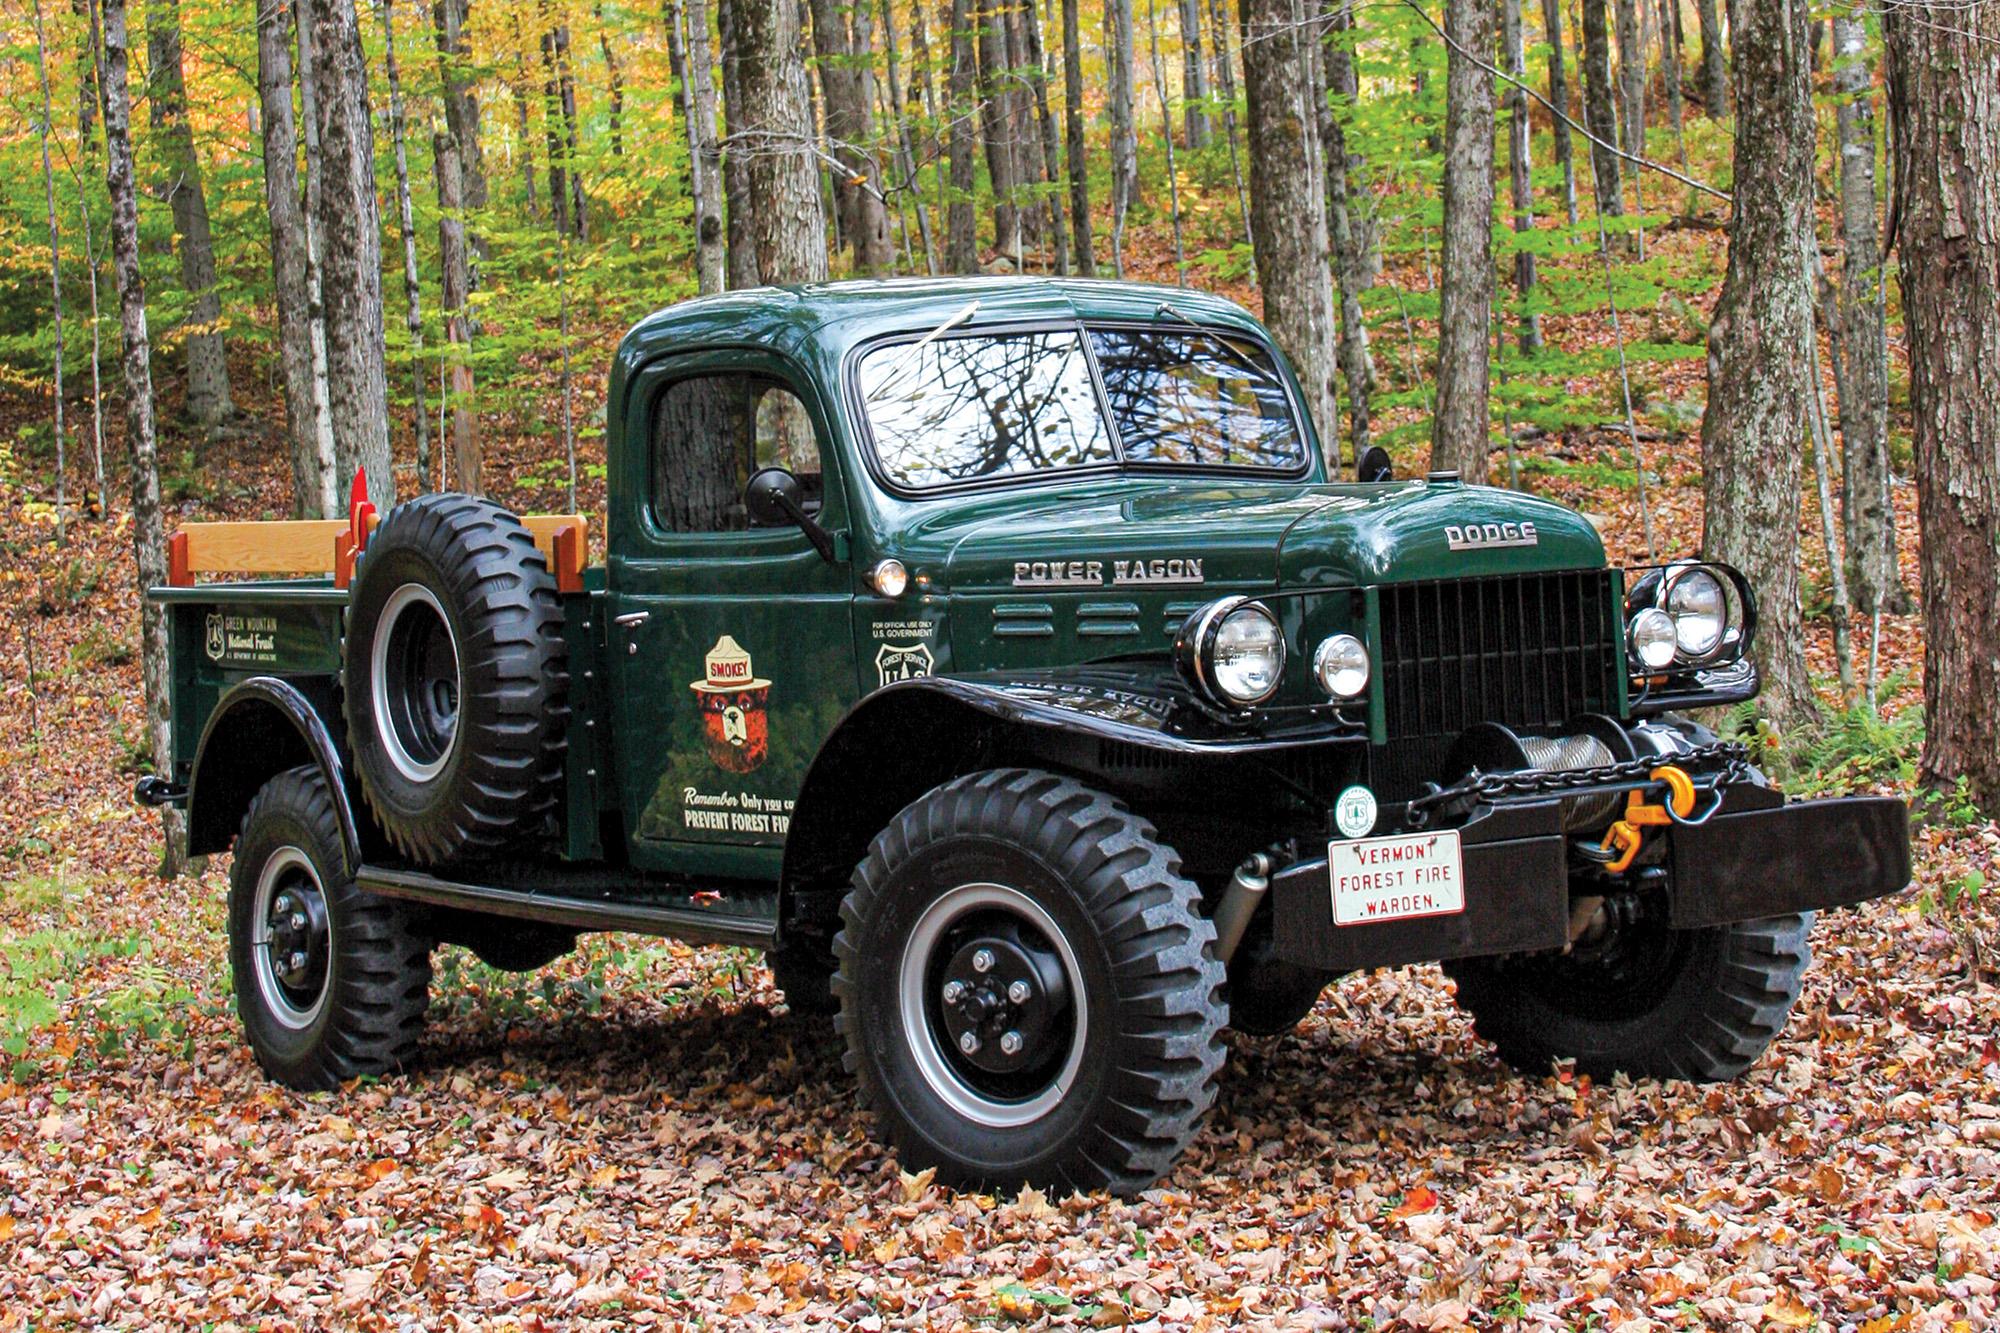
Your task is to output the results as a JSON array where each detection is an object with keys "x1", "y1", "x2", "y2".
[
  {"x1": 899, "y1": 882, "x2": 1088, "y2": 1129},
  {"x1": 371, "y1": 581, "x2": 462, "y2": 784},
  {"x1": 252, "y1": 846, "x2": 332, "y2": 1030}
]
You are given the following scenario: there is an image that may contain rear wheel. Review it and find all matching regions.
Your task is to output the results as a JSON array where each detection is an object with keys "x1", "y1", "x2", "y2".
[
  {"x1": 228, "y1": 766, "x2": 433, "y2": 1090},
  {"x1": 1445, "y1": 903, "x2": 1812, "y2": 1081},
  {"x1": 833, "y1": 769, "x2": 1227, "y2": 1195}
]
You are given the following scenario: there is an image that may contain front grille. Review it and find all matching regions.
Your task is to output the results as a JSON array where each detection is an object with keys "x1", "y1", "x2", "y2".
[{"x1": 1376, "y1": 570, "x2": 1622, "y2": 741}]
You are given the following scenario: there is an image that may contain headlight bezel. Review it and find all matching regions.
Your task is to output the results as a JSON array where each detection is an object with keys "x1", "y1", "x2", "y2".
[
  {"x1": 1622, "y1": 560, "x2": 1755, "y2": 676},
  {"x1": 1174, "y1": 596, "x2": 1287, "y2": 709},
  {"x1": 1312, "y1": 632, "x2": 1371, "y2": 698}
]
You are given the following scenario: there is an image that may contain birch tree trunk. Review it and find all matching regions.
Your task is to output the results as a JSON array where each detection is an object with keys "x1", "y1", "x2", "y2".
[
  {"x1": 1657, "y1": 0, "x2": 1686, "y2": 164},
  {"x1": 1699, "y1": 0, "x2": 1814, "y2": 731},
  {"x1": 684, "y1": 0, "x2": 729, "y2": 293},
  {"x1": 1179, "y1": 0, "x2": 1210, "y2": 148},
  {"x1": 1541, "y1": 0, "x2": 1578, "y2": 225},
  {"x1": 1062, "y1": 0, "x2": 1094, "y2": 274},
  {"x1": 1613, "y1": 0, "x2": 1644, "y2": 164},
  {"x1": 147, "y1": 0, "x2": 233, "y2": 430},
  {"x1": 32, "y1": 0, "x2": 66, "y2": 546},
  {"x1": 1503, "y1": 0, "x2": 1541, "y2": 352},
  {"x1": 305, "y1": 0, "x2": 394, "y2": 505},
  {"x1": 379, "y1": 0, "x2": 430, "y2": 491},
  {"x1": 1883, "y1": 0, "x2": 2000, "y2": 808},
  {"x1": 945, "y1": 0, "x2": 979, "y2": 271},
  {"x1": 257, "y1": 0, "x2": 335, "y2": 517},
  {"x1": 1580, "y1": 0, "x2": 1624, "y2": 225},
  {"x1": 1239, "y1": 0, "x2": 1337, "y2": 450},
  {"x1": 1107, "y1": 0, "x2": 1137, "y2": 274},
  {"x1": 1695, "y1": 0, "x2": 1725, "y2": 117},
  {"x1": 1830, "y1": 8, "x2": 1900, "y2": 615},
  {"x1": 98, "y1": 0, "x2": 185, "y2": 876},
  {"x1": 1430, "y1": 0, "x2": 1494, "y2": 481},
  {"x1": 73, "y1": 0, "x2": 97, "y2": 145},
  {"x1": 718, "y1": 0, "x2": 763, "y2": 287},
  {"x1": 734, "y1": 0, "x2": 830, "y2": 283}
]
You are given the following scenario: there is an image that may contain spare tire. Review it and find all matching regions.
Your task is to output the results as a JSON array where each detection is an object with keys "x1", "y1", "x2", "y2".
[{"x1": 344, "y1": 494, "x2": 567, "y2": 865}]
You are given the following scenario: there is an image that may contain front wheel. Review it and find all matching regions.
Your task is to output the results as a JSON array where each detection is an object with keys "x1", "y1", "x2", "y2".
[
  {"x1": 833, "y1": 769, "x2": 1228, "y2": 1195},
  {"x1": 228, "y1": 766, "x2": 434, "y2": 1090},
  {"x1": 1445, "y1": 906, "x2": 1813, "y2": 1081}
]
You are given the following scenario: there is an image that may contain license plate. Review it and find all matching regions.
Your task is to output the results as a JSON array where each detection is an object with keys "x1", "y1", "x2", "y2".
[{"x1": 1328, "y1": 830, "x2": 1466, "y2": 926}]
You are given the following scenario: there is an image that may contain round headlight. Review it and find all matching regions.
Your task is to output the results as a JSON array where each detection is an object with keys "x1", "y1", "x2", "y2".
[
  {"x1": 1628, "y1": 607, "x2": 1677, "y2": 672},
  {"x1": 1665, "y1": 567, "x2": 1726, "y2": 658},
  {"x1": 869, "y1": 559, "x2": 910, "y2": 598},
  {"x1": 1210, "y1": 604, "x2": 1285, "y2": 705},
  {"x1": 1313, "y1": 633, "x2": 1370, "y2": 698}
]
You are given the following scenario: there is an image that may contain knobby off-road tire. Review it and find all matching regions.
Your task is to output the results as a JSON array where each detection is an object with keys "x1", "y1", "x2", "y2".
[
  {"x1": 833, "y1": 769, "x2": 1229, "y2": 1195},
  {"x1": 228, "y1": 766, "x2": 433, "y2": 1090},
  {"x1": 344, "y1": 494, "x2": 567, "y2": 865},
  {"x1": 1445, "y1": 912, "x2": 1814, "y2": 1081}
]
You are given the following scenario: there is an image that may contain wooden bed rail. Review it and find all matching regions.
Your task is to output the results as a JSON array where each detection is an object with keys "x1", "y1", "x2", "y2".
[{"x1": 166, "y1": 512, "x2": 590, "y2": 594}]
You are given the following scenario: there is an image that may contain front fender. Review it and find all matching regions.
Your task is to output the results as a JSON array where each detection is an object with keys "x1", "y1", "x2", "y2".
[{"x1": 184, "y1": 677, "x2": 365, "y2": 867}]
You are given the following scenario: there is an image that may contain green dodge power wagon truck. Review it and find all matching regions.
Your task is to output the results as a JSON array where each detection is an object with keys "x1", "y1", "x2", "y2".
[{"x1": 139, "y1": 278, "x2": 1912, "y2": 1193}]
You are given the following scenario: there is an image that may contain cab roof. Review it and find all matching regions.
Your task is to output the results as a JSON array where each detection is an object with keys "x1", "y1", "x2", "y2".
[{"x1": 613, "y1": 276, "x2": 1273, "y2": 368}]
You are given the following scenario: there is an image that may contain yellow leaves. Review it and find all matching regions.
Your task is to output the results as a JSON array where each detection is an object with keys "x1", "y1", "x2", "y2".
[
  {"x1": 898, "y1": 1165, "x2": 936, "y2": 1201},
  {"x1": 320, "y1": 1115, "x2": 357, "y2": 1143},
  {"x1": 721, "y1": 1291, "x2": 758, "y2": 1316},
  {"x1": 1811, "y1": 1162, "x2": 1848, "y2": 1203},
  {"x1": 1857, "y1": 1314, "x2": 1911, "y2": 1333},
  {"x1": 587, "y1": 1163, "x2": 620, "y2": 1189},
  {"x1": 0, "y1": 1216, "x2": 14, "y2": 1242},
  {"x1": 1763, "y1": 1290, "x2": 1816, "y2": 1328}
]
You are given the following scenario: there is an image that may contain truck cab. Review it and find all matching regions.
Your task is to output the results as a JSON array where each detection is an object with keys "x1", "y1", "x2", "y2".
[{"x1": 143, "y1": 277, "x2": 1912, "y2": 1196}]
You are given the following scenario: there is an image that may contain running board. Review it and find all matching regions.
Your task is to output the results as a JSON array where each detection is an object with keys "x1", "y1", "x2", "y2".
[{"x1": 354, "y1": 866, "x2": 778, "y2": 949}]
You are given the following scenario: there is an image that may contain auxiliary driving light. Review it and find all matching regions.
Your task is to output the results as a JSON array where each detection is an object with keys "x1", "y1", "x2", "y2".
[
  {"x1": 1627, "y1": 607, "x2": 1678, "y2": 672},
  {"x1": 1313, "y1": 633, "x2": 1370, "y2": 698}
]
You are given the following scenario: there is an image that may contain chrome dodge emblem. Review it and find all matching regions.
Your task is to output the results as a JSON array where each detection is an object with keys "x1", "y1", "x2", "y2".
[{"x1": 1445, "y1": 521, "x2": 1538, "y2": 551}]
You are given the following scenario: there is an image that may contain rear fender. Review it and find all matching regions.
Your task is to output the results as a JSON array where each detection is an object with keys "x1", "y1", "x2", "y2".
[{"x1": 186, "y1": 677, "x2": 364, "y2": 868}]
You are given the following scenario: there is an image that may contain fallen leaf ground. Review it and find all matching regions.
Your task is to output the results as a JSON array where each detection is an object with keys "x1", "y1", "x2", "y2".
[{"x1": 2, "y1": 247, "x2": 1997, "y2": 1330}]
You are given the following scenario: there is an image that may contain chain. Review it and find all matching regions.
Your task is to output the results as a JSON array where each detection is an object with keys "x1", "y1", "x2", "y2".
[{"x1": 1406, "y1": 740, "x2": 1753, "y2": 826}]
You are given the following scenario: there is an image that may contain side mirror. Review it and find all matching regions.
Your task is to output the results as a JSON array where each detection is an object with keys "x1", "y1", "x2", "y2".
[
  {"x1": 1355, "y1": 445, "x2": 1394, "y2": 484},
  {"x1": 744, "y1": 467, "x2": 837, "y2": 563}
]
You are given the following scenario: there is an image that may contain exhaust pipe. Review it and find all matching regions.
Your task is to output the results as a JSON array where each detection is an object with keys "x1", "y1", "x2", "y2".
[{"x1": 1212, "y1": 852, "x2": 1273, "y2": 964}]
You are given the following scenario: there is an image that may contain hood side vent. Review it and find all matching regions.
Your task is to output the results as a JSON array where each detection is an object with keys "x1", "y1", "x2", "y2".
[
  {"x1": 1077, "y1": 600, "x2": 1142, "y2": 638},
  {"x1": 991, "y1": 601, "x2": 1055, "y2": 638}
]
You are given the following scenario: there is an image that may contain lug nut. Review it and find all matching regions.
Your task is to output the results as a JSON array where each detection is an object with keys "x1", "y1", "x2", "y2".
[
  {"x1": 958, "y1": 1031, "x2": 981, "y2": 1055},
  {"x1": 288, "y1": 950, "x2": 307, "y2": 972},
  {"x1": 1007, "y1": 980, "x2": 1031, "y2": 1005},
  {"x1": 972, "y1": 948, "x2": 995, "y2": 973},
  {"x1": 999, "y1": 1031, "x2": 1023, "y2": 1056},
  {"x1": 291, "y1": 913, "x2": 307, "y2": 931},
  {"x1": 941, "y1": 980, "x2": 965, "y2": 1004}
]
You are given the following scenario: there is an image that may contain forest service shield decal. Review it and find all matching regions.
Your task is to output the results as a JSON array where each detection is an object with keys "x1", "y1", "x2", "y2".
[{"x1": 874, "y1": 641, "x2": 935, "y2": 687}]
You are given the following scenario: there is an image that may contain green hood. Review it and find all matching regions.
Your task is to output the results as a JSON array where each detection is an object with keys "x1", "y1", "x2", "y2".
[{"x1": 922, "y1": 477, "x2": 1606, "y2": 594}]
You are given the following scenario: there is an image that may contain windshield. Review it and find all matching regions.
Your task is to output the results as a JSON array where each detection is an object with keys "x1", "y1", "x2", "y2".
[{"x1": 856, "y1": 323, "x2": 1309, "y2": 490}]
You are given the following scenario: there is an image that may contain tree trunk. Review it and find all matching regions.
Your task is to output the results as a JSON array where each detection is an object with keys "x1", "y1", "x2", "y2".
[
  {"x1": 1021, "y1": 0, "x2": 1065, "y2": 269},
  {"x1": 1107, "y1": 0, "x2": 1137, "y2": 273},
  {"x1": 1503, "y1": 0, "x2": 1541, "y2": 352},
  {"x1": 1883, "y1": 0, "x2": 2000, "y2": 808},
  {"x1": 73, "y1": 0, "x2": 97, "y2": 145},
  {"x1": 97, "y1": 0, "x2": 185, "y2": 875},
  {"x1": 1541, "y1": 0, "x2": 1579, "y2": 225},
  {"x1": 733, "y1": 0, "x2": 830, "y2": 283},
  {"x1": 597, "y1": 4, "x2": 626, "y2": 157},
  {"x1": 809, "y1": 0, "x2": 893, "y2": 273},
  {"x1": 1829, "y1": 8, "x2": 1900, "y2": 615},
  {"x1": 378, "y1": 0, "x2": 430, "y2": 492},
  {"x1": 1657, "y1": 0, "x2": 1686, "y2": 161},
  {"x1": 305, "y1": 0, "x2": 394, "y2": 505},
  {"x1": 1239, "y1": 0, "x2": 1337, "y2": 450},
  {"x1": 146, "y1": 0, "x2": 233, "y2": 430},
  {"x1": 945, "y1": 0, "x2": 979, "y2": 271},
  {"x1": 975, "y1": 0, "x2": 1021, "y2": 261},
  {"x1": 1695, "y1": 0, "x2": 1725, "y2": 117},
  {"x1": 31, "y1": 0, "x2": 66, "y2": 546},
  {"x1": 1323, "y1": 0, "x2": 1372, "y2": 454},
  {"x1": 1061, "y1": 0, "x2": 1094, "y2": 273},
  {"x1": 1144, "y1": 0, "x2": 1186, "y2": 281},
  {"x1": 540, "y1": 14, "x2": 588, "y2": 241},
  {"x1": 880, "y1": 0, "x2": 939, "y2": 273},
  {"x1": 682, "y1": 0, "x2": 729, "y2": 293},
  {"x1": 717, "y1": 0, "x2": 763, "y2": 286},
  {"x1": 434, "y1": 126, "x2": 480, "y2": 495},
  {"x1": 1179, "y1": 0, "x2": 1210, "y2": 147},
  {"x1": 1579, "y1": 0, "x2": 1624, "y2": 224},
  {"x1": 432, "y1": 0, "x2": 488, "y2": 232},
  {"x1": 1699, "y1": 0, "x2": 1814, "y2": 731},
  {"x1": 512, "y1": 56, "x2": 540, "y2": 219},
  {"x1": 1613, "y1": 0, "x2": 1644, "y2": 163},
  {"x1": 292, "y1": 0, "x2": 339, "y2": 506},
  {"x1": 257, "y1": 0, "x2": 335, "y2": 516},
  {"x1": 1430, "y1": 0, "x2": 1494, "y2": 480}
]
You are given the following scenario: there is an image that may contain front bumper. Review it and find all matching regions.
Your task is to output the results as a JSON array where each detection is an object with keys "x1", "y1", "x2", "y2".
[{"x1": 1268, "y1": 786, "x2": 1911, "y2": 973}]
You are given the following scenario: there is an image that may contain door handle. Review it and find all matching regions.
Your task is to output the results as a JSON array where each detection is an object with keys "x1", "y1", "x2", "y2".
[{"x1": 613, "y1": 611, "x2": 651, "y2": 627}]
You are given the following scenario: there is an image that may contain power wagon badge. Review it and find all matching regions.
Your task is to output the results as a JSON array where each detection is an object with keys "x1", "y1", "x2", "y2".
[{"x1": 691, "y1": 636, "x2": 771, "y2": 774}]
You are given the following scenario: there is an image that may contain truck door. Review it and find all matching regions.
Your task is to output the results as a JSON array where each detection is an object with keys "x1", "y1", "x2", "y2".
[{"x1": 604, "y1": 350, "x2": 856, "y2": 867}]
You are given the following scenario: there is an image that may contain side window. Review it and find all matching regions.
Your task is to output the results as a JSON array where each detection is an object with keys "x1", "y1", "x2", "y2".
[{"x1": 650, "y1": 373, "x2": 823, "y2": 534}]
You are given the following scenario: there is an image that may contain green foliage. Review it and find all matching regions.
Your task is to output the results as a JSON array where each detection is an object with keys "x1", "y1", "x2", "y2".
[
  {"x1": 69, "y1": 622, "x2": 133, "y2": 671},
  {"x1": 1723, "y1": 672, "x2": 1925, "y2": 797}
]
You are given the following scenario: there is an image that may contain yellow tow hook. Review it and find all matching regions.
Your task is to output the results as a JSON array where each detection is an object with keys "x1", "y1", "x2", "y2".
[{"x1": 1599, "y1": 765, "x2": 1697, "y2": 875}]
